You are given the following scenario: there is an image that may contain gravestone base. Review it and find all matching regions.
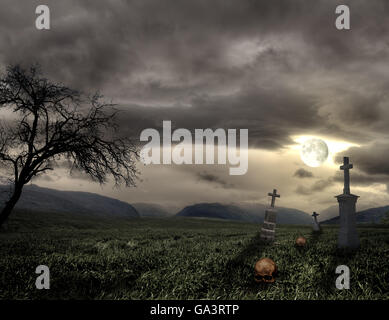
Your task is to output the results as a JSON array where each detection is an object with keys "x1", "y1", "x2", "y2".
[
  {"x1": 312, "y1": 222, "x2": 321, "y2": 232},
  {"x1": 336, "y1": 193, "x2": 360, "y2": 249},
  {"x1": 260, "y1": 208, "x2": 277, "y2": 241}
]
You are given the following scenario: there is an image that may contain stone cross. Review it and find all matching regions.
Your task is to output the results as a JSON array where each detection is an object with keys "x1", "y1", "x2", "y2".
[
  {"x1": 336, "y1": 156, "x2": 360, "y2": 248},
  {"x1": 268, "y1": 189, "x2": 280, "y2": 208},
  {"x1": 312, "y1": 211, "x2": 320, "y2": 232},
  {"x1": 260, "y1": 189, "x2": 280, "y2": 242},
  {"x1": 340, "y1": 157, "x2": 353, "y2": 195}
]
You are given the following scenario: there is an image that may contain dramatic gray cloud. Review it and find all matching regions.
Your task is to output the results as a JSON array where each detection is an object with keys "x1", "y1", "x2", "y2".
[
  {"x1": 294, "y1": 168, "x2": 314, "y2": 178},
  {"x1": 334, "y1": 147, "x2": 389, "y2": 192},
  {"x1": 333, "y1": 170, "x2": 389, "y2": 191},
  {"x1": 295, "y1": 178, "x2": 334, "y2": 196},
  {"x1": 1, "y1": 0, "x2": 389, "y2": 148},
  {"x1": 336, "y1": 143, "x2": 389, "y2": 176},
  {"x1": 196, "y1": 172, "x2": 234, "y2": 189},
  {"x1": 1, "y1": 0, "x2": 389, "y2": 210}
]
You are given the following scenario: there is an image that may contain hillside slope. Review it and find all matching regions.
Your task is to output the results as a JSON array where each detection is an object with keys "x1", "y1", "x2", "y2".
[
  {"x1": 323, "y1": 205, "x2": 389, "y2": 224},
  {"x1": 132, "y1": 203, "x2": 172, "y2": 217},
  {"x1": 176, "y1": 202, "x2": 312, "y2": 224},
  {"x1": 0, "y1": 185, "x2": 139, "y2": 218}
]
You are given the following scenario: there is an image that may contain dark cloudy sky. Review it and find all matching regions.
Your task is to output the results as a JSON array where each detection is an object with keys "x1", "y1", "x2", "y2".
[{"x1": 1, "y1": 0, "x2": 389, "y2": 213}]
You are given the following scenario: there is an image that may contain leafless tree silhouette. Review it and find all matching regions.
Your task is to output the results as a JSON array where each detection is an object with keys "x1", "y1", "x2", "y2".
[{"x1": 0, "y1": 65, "x2": 139, "y2": 227}]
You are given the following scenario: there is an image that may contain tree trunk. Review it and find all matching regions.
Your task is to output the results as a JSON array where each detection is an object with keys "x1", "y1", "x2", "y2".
[{"x1": 0, "y1": 184, "x2": 23, "y2": 229}]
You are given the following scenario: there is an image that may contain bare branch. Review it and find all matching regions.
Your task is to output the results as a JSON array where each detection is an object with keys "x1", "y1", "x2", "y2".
[{"x1": 0, "y1": 64, "x2": 140, "y2": 222}]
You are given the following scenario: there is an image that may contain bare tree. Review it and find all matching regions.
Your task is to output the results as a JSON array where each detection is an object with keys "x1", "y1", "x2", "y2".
[{"x1": 0, "y1": 65, "x2": 139, "y2": 227}]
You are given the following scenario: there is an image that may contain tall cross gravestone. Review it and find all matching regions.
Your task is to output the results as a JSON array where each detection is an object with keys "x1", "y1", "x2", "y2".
[
  {"x1": 312, "y1": 212, "x2": 320, "y2": 232},
  {"x1": 260, "y1": 189, "x2": 280, "y2": 241},
  {"x1": 335, "y1": 157, "x2": 360, "y2": 248}
]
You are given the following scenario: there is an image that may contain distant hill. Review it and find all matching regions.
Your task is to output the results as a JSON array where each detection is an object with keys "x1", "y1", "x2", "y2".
[
  {"x1": 318, "y1": 205, "x2": 339, "y2": 222},
  {"x1": 132, "y1": 203, "x2": 172, "y2": 217},
  {"x1": 176, "y1": 202, "x2": 312, "y2": 224},
  {"x1": 0, "y1": 185, "x2": 139, "y2": 218},
  {"x1": 176, "y1": 203, "x2": 252, "y2": 221},
  {"x1": 236, "y1": 203, "x2": 313, "y2": 225},
  {"x1": 323, "y1": 205, "x2": 389, "y2": 224}
]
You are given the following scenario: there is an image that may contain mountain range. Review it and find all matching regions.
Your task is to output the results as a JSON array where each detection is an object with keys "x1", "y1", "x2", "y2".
[
  {"x1": 0, "y1": 184, "x2": 139, "y2": 218},
  {"x1": 1, "y1": 185, "x2": 387, "y2": 224},
  {"x1": 322, "y1": 205, "x2": 389, "y2": 224},
  {"x1": 132, "y1": 203, "x2": 172, "y2": 217},
  {"x1": 176, "y1": 202, "x2": 312, "y2": 224},
  {"x1": 0, "y1": 185, "x2": 312, "y2": 224}
]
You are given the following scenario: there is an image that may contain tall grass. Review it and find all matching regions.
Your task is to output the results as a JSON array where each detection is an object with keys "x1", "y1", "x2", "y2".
[{"x1": 0, "y1": 210, "x2": 388, "y2": 299}]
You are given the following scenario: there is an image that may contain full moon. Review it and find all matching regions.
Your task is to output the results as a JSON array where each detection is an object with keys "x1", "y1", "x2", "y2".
[{"x1": 300, "y1": 138, "x2": 329, "y2": 167}]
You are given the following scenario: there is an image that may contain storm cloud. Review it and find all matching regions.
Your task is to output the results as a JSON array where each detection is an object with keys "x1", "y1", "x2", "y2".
[
  {"x1": 295, "y1": 178, "x2": 334, "y2": 196},
  {"x1": 196, "y1": 172, "x2": 234, "y2": 189},
  {"x1": 333, "y1": 170, "x2": 389, "y2": 190},
  {"x1": 336, "y1": 143, "x2": 389, "y2": 177},
  {"x1": 1, "y1": 1, "x2": 389, "y2": 210},
  {"x1": 1, "y1": 0, "x2": 389, "y2": 148},
  {"x1": 294, "y1": 168, "x2": 314, "y2": 178}
]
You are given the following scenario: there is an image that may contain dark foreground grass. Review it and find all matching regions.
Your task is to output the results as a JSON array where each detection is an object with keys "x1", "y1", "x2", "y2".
[{"x1": 0, "y1": 210, "x2": 388, "y2": 300}]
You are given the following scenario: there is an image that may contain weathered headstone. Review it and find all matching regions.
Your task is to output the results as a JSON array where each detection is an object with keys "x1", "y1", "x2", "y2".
[
  {"x1": 335, "y1": 157, "x2": 360, "y2": 248},
  {"x1": 312, "y1": 211, "x2": 321, "y2": 232},
  {"x1": 260, "y1": 189, "x2": 280, "y2": 241}
]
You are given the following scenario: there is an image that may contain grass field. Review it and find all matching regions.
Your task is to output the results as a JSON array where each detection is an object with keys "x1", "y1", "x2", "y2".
[{"x1": 0, "y1": 210, "x2": 388, "y2": 300}]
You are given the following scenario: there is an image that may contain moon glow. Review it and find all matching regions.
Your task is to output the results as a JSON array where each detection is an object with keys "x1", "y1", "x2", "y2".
[{"x1": 300, "y1": 138, "x2": 329, "y2": 167}]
